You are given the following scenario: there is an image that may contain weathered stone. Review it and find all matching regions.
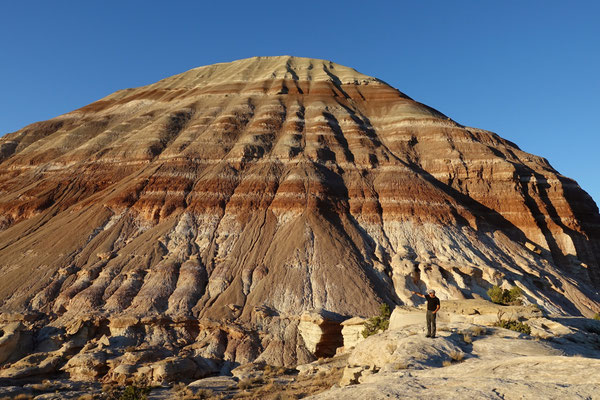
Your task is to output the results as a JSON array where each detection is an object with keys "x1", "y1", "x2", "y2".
[
  {"x1": 151, "y1": 357, "x2": 201, "y2": 383},
  {"x1": 62, "y1": 351, "x2": 108, "y2": 381},
  {"x1": 0, "y1": 322, "x2": 31, "y2": 364},
  {"x1": 339, "y1": 366, "x2": 364, "y2": 386},
  {"x1": 0, "y1": 352, "x2": 63, "y2": 379},
  {"x1": 340, "y1": 317, "x2": 367, "y2": 349},
  {"x1": 298, "y1": 311, "x2": 344, "y2": 358}
]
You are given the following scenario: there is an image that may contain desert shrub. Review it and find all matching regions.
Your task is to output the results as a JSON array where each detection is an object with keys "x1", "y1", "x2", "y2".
[
  {"x1": 487, "y1": 285, "x2": 523, "y2": 305},
  {"x1": 494, "y1": 319, "x2": 531, "y2": 335},
  {"x1": 255, "y1": 381, "x2": 284, "y2": 396},
  {"x1": 274, "y1": 394, "x2": 298, "y2": 400},
  {"x1": 386, "y1": 343, "x2": 397, "y2": 354},
  {"x1": 119, "y1": 385, "x2": 150, "y2": 400},
  {"x1": 493, "y1": 312, "x2": 531, "y2": 335},
  {"x1": 470, "y1": 326, "x2": 486, "y2": 336},
  {"x1": 462, "y1": 334, "x2": 472, "y2": 344},
  {"x1": 593, "y1": 313, "x2": 600, "y2": 321},
  {"x1": 237, "y1": 376, "x2": 264, "y2": 390},
  {"x1": 442, "y1": 360, "x2": 452, "y2": 367},
  {"x1": 237, "y1": 379, "x2": 252, "y2": 390},
  {"x1": 251, "y1": 376, "x2": 264, "y2": 385},
  {"x1": 172, "y1": 383, "x2": 209, "y2": 400},
  {"x1": 449, "y1": 351, "x2": 465, "y2": 362},
  {"x1": 362, "y1": 304, "x2": 391, "y2": 338}
]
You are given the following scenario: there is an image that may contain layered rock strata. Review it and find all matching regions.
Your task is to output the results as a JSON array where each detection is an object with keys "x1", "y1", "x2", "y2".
[{"x1": 0, "y1": 56, "x2": 599, "y2": 381}]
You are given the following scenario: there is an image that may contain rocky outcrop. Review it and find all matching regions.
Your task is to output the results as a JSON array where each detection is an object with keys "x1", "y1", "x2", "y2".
[
  {"x1": 340, "y1": 317, "x2": 367, "y2": 349},
  {"x1": 0, "y1": 56, "x2": 599, "y2": 382},
  {"x1": 308, "y1": 301, "x2": 600, "y2": 399},
  {"x1": 298, "y1": 311, "x2": 344, "y2": 358}
]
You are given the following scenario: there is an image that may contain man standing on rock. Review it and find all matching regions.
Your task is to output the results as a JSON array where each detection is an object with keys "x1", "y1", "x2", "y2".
[{"x1": 412, "y1": 289, "x2": 440, "y2": 338}]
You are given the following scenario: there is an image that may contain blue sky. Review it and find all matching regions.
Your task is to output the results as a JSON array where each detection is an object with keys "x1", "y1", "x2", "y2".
[{"x1": 1, "y1": 1, "x2": 598, "y2": 206}]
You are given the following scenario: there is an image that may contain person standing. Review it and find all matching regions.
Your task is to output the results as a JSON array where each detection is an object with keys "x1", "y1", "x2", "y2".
[{"x1": 412, "y1": 289, "x2": 440, "y2": 338}]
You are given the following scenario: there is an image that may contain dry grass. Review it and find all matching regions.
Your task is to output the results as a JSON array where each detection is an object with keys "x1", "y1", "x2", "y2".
[
  {"x1": 237, "y1": 376, "x2": 264, "y2": 390},
  {"x1": 449, "y1": 350, "x2": 465, "y2": 362},
  {"x1": 232, "y1": 364, "x2": 343, "y2": 399},
  {"x1": 171, "y1": 382, "x2": 213, "y2": 400},
  {"x1": 470, "y1": 326, "x2": 487, "y2": 336},
  {"x1": 392, "y1": 361, "x2": 408, "y2": 370},
  {"x1": 463, "y1": 334, "x2": 472, "y2": 344},
  {"x1": 262, "y1": 364, "x2": 288, "y2": 378},
  {"x1": 273, "y1": 394, "x2": 299, "y2": 400}
]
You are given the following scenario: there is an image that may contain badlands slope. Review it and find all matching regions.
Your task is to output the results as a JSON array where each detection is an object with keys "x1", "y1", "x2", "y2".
[{"x1": 0, "y1": 56, "x2": 598, "y2": 384}]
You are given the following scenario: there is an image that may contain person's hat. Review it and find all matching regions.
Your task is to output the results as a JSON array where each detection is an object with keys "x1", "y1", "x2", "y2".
[{"x1": 428, "y1": 289, "x2": 435, "y2": 294}]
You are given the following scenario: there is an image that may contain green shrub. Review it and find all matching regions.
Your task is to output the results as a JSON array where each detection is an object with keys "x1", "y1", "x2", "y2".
[
  {"x1": 593, "y1": 313, "x2": 600, "y2": 321},
  {"x1": 361, "y1": 304, "x2": 391, "y2": 338},
  {"x1": 487, "y1": 285, "x2": 522, "y2": 305},
  {"x1": 493, "y1": 312, "x2": 531, "y2": 335},
  {"x1": 119, "y1": 385, "x2": 150, "y2": 400}
]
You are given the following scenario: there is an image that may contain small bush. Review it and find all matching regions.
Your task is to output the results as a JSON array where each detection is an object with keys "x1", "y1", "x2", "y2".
[
  {"x1": 237, "y1": 376, "x2": 264, "y2": 390},
  {"x1": 449, "y1": 351, "x2": 464, "y2": 362},
  {"x1": 487, "y1": 285, "x2": 523, "y2": 305},
  {"x1": 493, "y1": 312, "x2": 531, "y2": 335},
  {"x1": 470, "y1": 326, "x2": 486, "y2": 336},
  {"x1": 172, "y1": 383, "x2": 208, "y2": 400},
  {"x1": 237, "y1": 379, "x2": 252, "y2": 390},
  {"x1": 442, "y1": 360, "x2": 452, "y2": 367},
  {"x1": 362, "y1": 304, "x2": 391, "y2": 338},
  {"x1": 274, "y1": 394, "x2": 298, "y2": 400},
  {"x1": 386, "y1": 343, "x2": 397, "y2": 354},
  {"x1": 119, "y1": 385, "x2": 150, "y2": 400},
  {"x1": 462, "y1": 334, "x2": 472, "y2": 344},
  {"x1": 593, "y1": 313, "x2": 600, "y2": 321}
]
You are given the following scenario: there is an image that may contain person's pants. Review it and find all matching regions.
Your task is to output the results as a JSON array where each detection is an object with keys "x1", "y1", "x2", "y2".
[{"x1": 426, "y1": 310, "x2": 437, "y2": 337}]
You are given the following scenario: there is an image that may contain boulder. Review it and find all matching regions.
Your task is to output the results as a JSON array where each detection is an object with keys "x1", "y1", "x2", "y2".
[
  {"x1": 62, "y1": 351, "x2": 108, "y2": 381},
  {"x1": 0, "y1": 322, "x2": 32, "y2": 364},
  {"x1": 348, "y1": 330, "x2": 463, "y2": 370},
  {"x1": 0, "y1": 352, "x2": 63, "y2": 379},
  {"x1": 339, "y1": 366, "x2": 364, "y2": 386},
  {"x1": 151, "y1": 357, "x2": 202, "y2": 383},
  {"x1": 340, "y1": 317, "x2": 367, "y2": 349},
  {"x1": 298, "y1": 311, "x2": 344, "y2": 357}
]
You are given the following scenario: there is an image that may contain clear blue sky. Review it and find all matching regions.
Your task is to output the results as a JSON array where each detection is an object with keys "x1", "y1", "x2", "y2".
[{"x1": 1, "y1": 1, "x2": 598, "y2": 206}]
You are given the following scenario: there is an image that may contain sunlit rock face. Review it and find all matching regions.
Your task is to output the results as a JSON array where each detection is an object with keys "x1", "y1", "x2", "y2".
[{"x1": 0, "y1": 56, "x2": 598, "y2": 374}]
